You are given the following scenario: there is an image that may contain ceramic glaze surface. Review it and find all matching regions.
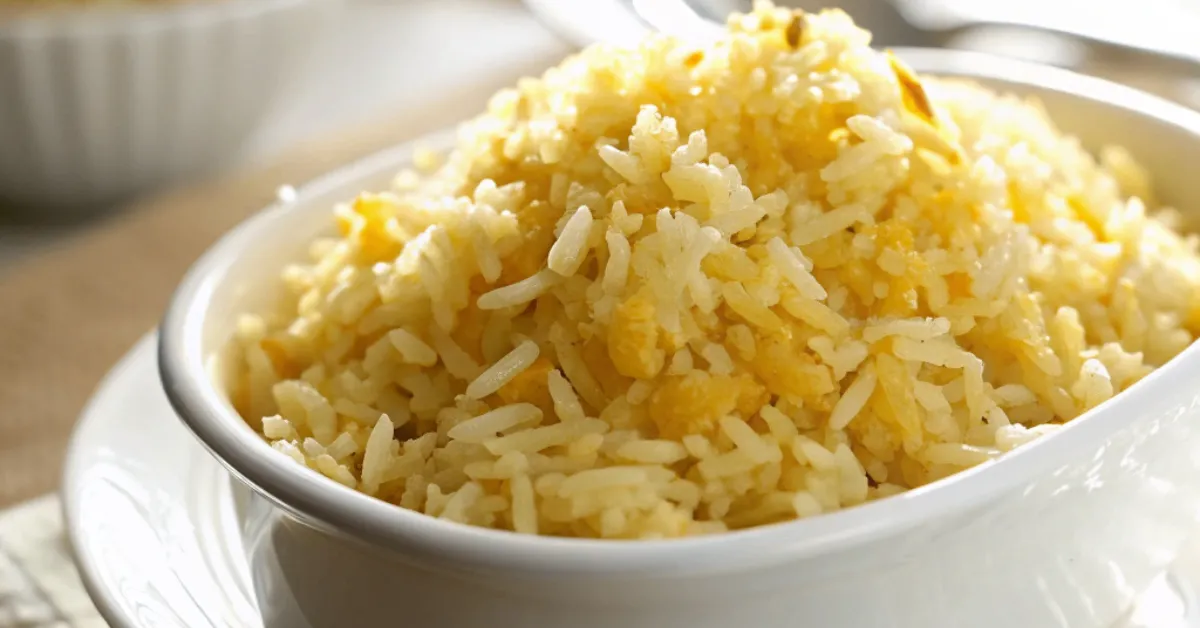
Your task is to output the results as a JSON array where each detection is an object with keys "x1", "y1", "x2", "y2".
[
  {"x1": 63, "y1": 334, "x2": 260, "y2": 628},
  {"x1": 157, "y1": 50, "x2": 1200, "y2": 628},
  {"x1": 229, "y1": 392, "x2": 1200, "y2": 627},
  {"x1": 61, "y1": 335, "x2": 1200, "y2": 628}
]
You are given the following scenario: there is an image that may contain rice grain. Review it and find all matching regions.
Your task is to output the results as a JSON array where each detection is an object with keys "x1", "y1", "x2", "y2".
[{"x1": 233, "y1": 2, "x2": 1200, "y2": 539}]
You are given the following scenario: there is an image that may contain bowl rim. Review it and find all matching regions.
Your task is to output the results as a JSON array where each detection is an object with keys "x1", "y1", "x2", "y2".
[
  {"x1": 160, "y1": 47, "x2": 1200, "y2": 576},
  {"x1": 0, "y1": 0, "x2": 337, "y2": 36}
]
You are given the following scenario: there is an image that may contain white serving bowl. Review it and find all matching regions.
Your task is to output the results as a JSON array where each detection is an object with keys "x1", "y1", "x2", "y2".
[
  {"x1": 0, "y1": 0, "x2": 340, "y2": 212},
  {"x1": 159, "y1": 49, "x2": 1200, "y2": 628}
]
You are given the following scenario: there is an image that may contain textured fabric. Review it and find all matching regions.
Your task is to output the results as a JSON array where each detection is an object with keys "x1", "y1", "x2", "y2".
[{"x1": 0, "y1": 495, "x2": 104, "y2": 627}]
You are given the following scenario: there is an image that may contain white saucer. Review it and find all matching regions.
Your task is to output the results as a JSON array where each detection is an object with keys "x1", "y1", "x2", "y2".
[
  {"x1": 62, "y1": 333, "x2": 261, "y2": 628},
  {"x1": 60, "y1": 333, "x2": 1200, "y2": 628}
]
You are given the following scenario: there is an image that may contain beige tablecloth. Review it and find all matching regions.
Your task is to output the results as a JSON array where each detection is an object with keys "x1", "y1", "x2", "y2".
[{"x1": 0, "y1": 496, "x2": 104, "y2": 627}]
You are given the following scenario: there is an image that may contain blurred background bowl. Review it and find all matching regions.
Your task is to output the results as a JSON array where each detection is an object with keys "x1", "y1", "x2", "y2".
[{"x1": 0, "y1": 0, "x2": 342, "y2": 215}]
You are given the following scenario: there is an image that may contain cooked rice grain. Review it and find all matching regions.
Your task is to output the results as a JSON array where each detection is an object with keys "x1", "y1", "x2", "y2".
[{"x1": 232, "y1": 3, "x2": 1200, "y2": 539}]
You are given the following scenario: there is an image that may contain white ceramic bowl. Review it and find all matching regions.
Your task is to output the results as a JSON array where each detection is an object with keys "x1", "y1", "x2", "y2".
[
  {"x1": 0, "y1": 0, "x2": 340, "y2": 211},
  {"x1": 159, "y1": 49, "x2": 1200, "y2": 628}
]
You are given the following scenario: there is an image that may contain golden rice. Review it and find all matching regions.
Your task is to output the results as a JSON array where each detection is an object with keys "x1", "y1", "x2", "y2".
[{"x1": 230, "y1": 2, "x2": 1200, "y2": 539}]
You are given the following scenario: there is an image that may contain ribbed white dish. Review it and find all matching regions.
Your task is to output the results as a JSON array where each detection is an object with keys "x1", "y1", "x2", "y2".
[{"x1": 0, "y1": 0, "x2": 341, "y2": 211}]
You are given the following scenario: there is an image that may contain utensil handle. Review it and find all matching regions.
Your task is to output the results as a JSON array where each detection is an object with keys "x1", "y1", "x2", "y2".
[
  {"x1": 955, "y1": 20, "x2": 1200, "y2": 78},
  {"x1": 942, "y1": 20, "x2": 1200, "y2": 109}
]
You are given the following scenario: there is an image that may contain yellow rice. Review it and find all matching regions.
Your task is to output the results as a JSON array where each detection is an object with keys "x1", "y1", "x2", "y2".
[{"x1": 230, "y1": 2, "x2": 1200, "y2": 539}]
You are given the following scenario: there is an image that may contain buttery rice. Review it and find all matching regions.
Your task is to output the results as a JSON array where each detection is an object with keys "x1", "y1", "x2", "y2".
[{"x1": 230, "y1": 2, "x2": 1200, "y2": 539}]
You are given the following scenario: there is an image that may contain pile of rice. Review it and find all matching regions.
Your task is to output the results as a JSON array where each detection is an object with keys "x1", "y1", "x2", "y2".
[{"x1": 230, "y1": 2, "x2": 1200, "y2": 539}]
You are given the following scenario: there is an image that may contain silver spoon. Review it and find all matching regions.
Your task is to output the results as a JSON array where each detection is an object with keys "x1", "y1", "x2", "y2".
[{"x1": 623, "y1": 0, "x2": 1200, "y2": 107}]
